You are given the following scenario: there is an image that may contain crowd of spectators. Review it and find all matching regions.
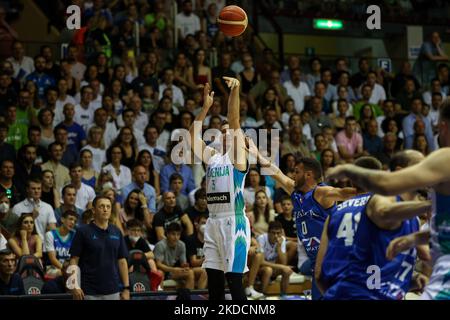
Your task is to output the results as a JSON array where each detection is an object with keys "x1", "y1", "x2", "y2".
[{"x1": 0, "y1": 0, "x2": 449, "y2": 298}]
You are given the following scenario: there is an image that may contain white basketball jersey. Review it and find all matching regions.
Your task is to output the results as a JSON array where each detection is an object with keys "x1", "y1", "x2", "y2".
[{"x1": 205, "y1": 152, "x2": 248, "y2": 218}]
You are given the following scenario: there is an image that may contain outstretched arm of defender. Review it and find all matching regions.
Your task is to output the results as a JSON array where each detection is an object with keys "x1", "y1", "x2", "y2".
[
  {"x1": 223, "y1": 76, "x2": 248, "y2": 172},
  {"x1": 314, "y1": 186, "x2": 358, "y2": 209},
  {"x1": 368, "y1": 195, "x2": 431, "y2": 230},
  {"x1": 327, "y1": 148, "x2": 450, "y2": 195},
  {"x1": 247, "y1": 138, "x2": 295, "y2": 194},
  {"x1": 386, "y1": 230, "x2": 431, "y2": 260},
  {"x1": 189, "y1": 83, "x2": 216, "y2": 164}
]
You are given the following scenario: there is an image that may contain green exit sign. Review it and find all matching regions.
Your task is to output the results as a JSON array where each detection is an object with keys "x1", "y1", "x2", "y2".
[{"x1": 313, "y1": 19, "x2": 344, "y2": 30}]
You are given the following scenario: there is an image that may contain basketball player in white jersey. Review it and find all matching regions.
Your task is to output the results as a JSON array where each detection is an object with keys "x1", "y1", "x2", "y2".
[
  {"x1": 328, "y1": 98, "x2": 450, "y2": 299},
  {"x1": 189, "y1": 78, "x2": 254, "y2": 300}
]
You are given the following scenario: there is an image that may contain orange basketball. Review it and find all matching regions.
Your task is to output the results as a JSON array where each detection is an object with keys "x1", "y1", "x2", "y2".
[{"x1": 217, "y1": 5, "x2": 248, "y2": 37}]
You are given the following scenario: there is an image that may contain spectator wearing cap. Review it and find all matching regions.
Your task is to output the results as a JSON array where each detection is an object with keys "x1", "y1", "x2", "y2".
[
  {"x1": 0, "y1": 249, "x2": 25, "y2": 296},
  {"x1": 69, "y1": 196, "x2": 130, "y2": 300},
  {"x1": 54, "y1": 184, "x2": 83, "y2": 226},
  {"x1": 41, "y1": 142, "x2": 71, "y2": 191},
  {"x1": 0, "y1": 122, "x2": 15, "y2": 164}
]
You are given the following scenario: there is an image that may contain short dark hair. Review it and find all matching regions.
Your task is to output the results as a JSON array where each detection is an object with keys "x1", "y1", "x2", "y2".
[
  {"x1": 0, "y1": 248, "x2": 14, "y2": 259},
  {"x1": 48, "y1": 141, "x2": 63, "y2": 152},
  {"x1": 354, "y1": 156, "x2": 382, "y2": 170},
  {"x1": 194, "y1": 188, "x2": 206, "y2": 201},
  {"x1": 26, "y1": 178, "x2": 42, "y2": 188},
  {"x1": 166, "y1": 222, "x2": 182, "y2": 233},
  {"x1": 296, "y1": 157, "x2": 323, "y2": 181},
  {"x1": 345, "y1": 116, "x2": 357, "y2": 124},
  {"x1": 93, "y1": 196, "x2": 112, "y2": 208},
  {"x1": 268, "y1": 221, "x2": 283, "y2": 232},
  {"x1": 62, "y1": 184, "x2": 76, "y2": 196},
  {"x1": 170, "y1": 173, "x2": 184, "y2": 184},
  {"x1": 62, "y1": 210, "x2": 78, "y2": 219},
  {"x1": 126, "y1": 219, "x2": 143, "y2": 230},
  {"x1": 69, "y1": 162, "x2": 82, "y2": 171},
  {"x1": 280, "y1": 195, "x2": 292, "y2": 203}
]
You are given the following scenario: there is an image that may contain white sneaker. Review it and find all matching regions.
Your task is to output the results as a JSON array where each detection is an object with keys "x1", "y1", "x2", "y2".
[{"x1": 245, "y1": 287, "x2": 264, "y2": 299}]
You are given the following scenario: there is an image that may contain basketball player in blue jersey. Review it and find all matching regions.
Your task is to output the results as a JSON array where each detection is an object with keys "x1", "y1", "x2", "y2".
[
  {"x1": 316, "y1": 153, "x2": 431, "y2": 299},
  {"x1": 189, "y1": 79, "x2": 256, "y2": 300},
  {"x1": 247, "y1": 144, "x2": 357, "y2": 299},
  {"x1": 328, "y1": 98, "x2": 450, "y2": 299}
]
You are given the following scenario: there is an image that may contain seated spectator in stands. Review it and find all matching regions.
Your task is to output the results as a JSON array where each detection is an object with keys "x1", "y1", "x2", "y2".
[
  {"x1": 158, "y1": 68, "x2": 184, "y2": 108},
  {"x1": 249, "y1": 70, "x2": 287, "y2": 116},
  {"x1": 124, "y1": 219, "x2": 163, "y2": 283},
  {"x1": 350, "y1": 57, "x2": 370, "y2": 90},
  {"x1": 8, "y1": 213, "x2": 42, "y2": 260},
  {"x1": 413, "y1": 134, "x2": 430, "y2": 156},
  {"x1": 376, "y1": 100, "x2": 397, "y2": 137},
  {"x1": 359, "y1": 70, "x2": 386, "y2": 106},
  {"x1": 27, "y1": 126, "x2": 49, "y2": 166},
  {"x1": 0, "y1": 193, "x2": 17, "y2": 238},
  {"x1": 236, "y1": 53, "x2": 259, "y2": 97},
  {"x1": 359, "y1": 104, "x2": 377, "y2": 133},
  {"x1": 93, "y1": 108, "x2": 118, "y2": 150},
  {"x1": 54, "y1": 126, "x2": 79, "y2": 168},
  {"x1": 168, "y1": 173, "x2": 189, "y2": 211},
  {"x1": 248, "y1": 190, "x2": 276, "y2": 237},
  {"x1": 257, "y1": 221, "x2": 293, "y2": 296},
  {"x1": 74, "y1": 86, "x2": 96, "y2": 133},
  {"x1": 186, "y1": 188, "x2": 208, "y2": 222},
  {"x1": 320, "y1": 68, "x2": 337, "y2": 103},
  {"x1": 153, "y1": 192, "x2": 193, "y2": 243},
  {"x1": 16, "y1": 88, "x2": 37, "y2": 127},
  {"x1": 244, "y1": 169, "x2": 272, "y2": 211},
  {"x1": 56, "y1": 103, "x2": 87, "y2": 151},
  {"x1": 309, "y1": 96, "x2": 333, "y2": 136},
  {"x1": 54, "y1": 185, "x2": 83, "y2": 226},
  {"x1": 12, "y1": 178, "x2": 56, "y2": 240},
  {"x1": 26, "y1": 55, "x2": 55, "y2": 100},
  {"x1": 175, "y1": 0, "x2": 201, "y2": 41},
  {"x1": 363, "y1": 119, "x2": 383, "y2": 156},
  {"x1": 68, "y1": 163, "x2": 96, "y2": 211},
  {"x1": 14, "y1": 144, "x2": 42, "y2": 197},
  {"x1": 283, "y1": 68, "x2": 311, "y2": 113},
  {"x1": 160, "y1": 155, "x2": 195, "y2": 197},
  {"x1": 44, "y1": 210, "x2": 77, "y2": 277},
  {"x1": 275, "y1": 195, "x2": 298, "y2": 264},
  {"x1": 56, "y1": 79, "x2": 76, "y2": 113},
  {"x1": 66, "y1": 44, "x2": 86, "y2": 82},
  {"x1": 119, "y1": 189, "x2": 152, "y2": 233},
  {"x1": 375, "y1": 133, "x2": 399, "y2": 169},
  {"x1": 81, "y1": 126, "x2": 106, "y2": 174},
  {"x1": 6, "y1": 41, "x2": 34, "y2": 83},
  {"x1": 38, "y1": 107, "x2": 56, "y2": 149},
  {"x1": 423, "y1": 78, "x2": 446, "y2": 106},
  {"x1": 103, "y1": 145, "x2": 132, "y2": 191},
  {"x1": 0, "y1": 159, "x2": 22, "y2": 206},
  {"x1": 117, "y1": 109, "x2": 145, "y2": 147},
  {"x1": 193, "y1": 48, "x2": 212, "y2": 87},
  {"x1": 336, "y1": 116, "x2": 364, "y2": 163},
  {"x1": 353, "y1": 84, "x2": 382, "y2": 121},
  {"x1": 40, "y1": 170, "x2": 60, "y2": 210},
  {"x1": 154, "y1": 222, "x2": 206, "y2": 290},
  {"x1": 184, "y1": 214, "x2": 207, "y2": 269},
  {"x1": 382, "y1": 118, "x2": 404, "y2": 150},
  {"x1": 413, "y1": 31, "x2": 449, "y2": 86},
  {"x1": 305, "y1": 57, "x2": 322, "y2": 92},
  {"x1": 281, "y1": 126, "x2": 311, "y2": 159},
  {"x1": 136, "y1": 150, "x2": 160, "y2": 196},
  {"x1": 0, "y1": 123, "x2": 16, "y2": 164},
  {"x1": 332, "y1": 99, "x2": 349, "y2": 130},
  {"x1": 321, "y1": 149, "x2": 338, "y2": 178},
  {"x1": 150, "y1": 108, "x2": 171, "y2": 152},
  {"x1": 0, "y1": 248, "x2": 25, "y2": 295},
  {"x1": 5, "y1": 105, "x2": 28, "y2": 150},
  {"x1": 335, "y1": 71, "x2": 356, "y2": 102},
  {"x1": 437, "y1": 63, "x2": 449, "y2": 94},
  {"x1": 331, "y1": 86, "x2": 354, "y2": 115},
  {"x1": 111, "y1": 127, "x2": 138, "y2": 168},
  {"x1": 322, "y1": 126, "x2": 338, "y2": 154},
  {"x1": 212, "y1": 52, "x2": 237, "y2": 101},
  {"x1": 429, "y1": 92, "x2": 444, "y2": 132},
  {"x1": 280, "y1": 55, "x2": 301, "y2": 84},
  {"x1": 391, "y1": 61, "x2": 420, "y2": 98},
  {"x1": 79, "y1": 149, "x2": 98, "y2": 189},
  {"x1": 173, "y1": 52, "x2": 196, "y2": 94},
  {"x1": 131, "y1": 61, "x2": 159, "y2": 97},
  {"x1": 310, "y1": 81, "x2": 331, "y2": 114},
  {"x1": 121, "y1": 165, "x2": 156, "y2": 214},
  {"x1": 395, "y1": 77, "x2": 422, "y2": 113},
  {"x1": 312, "y1": 133, "x2": 327, "y2": 161},
  {"x1": 402, "y1": 98, "x2": 435, "y2": 151}
]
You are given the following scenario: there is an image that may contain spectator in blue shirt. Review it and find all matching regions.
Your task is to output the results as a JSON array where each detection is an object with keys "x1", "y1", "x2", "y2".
[
  {"x1": 69, "y1": 196, "x2": 130, "y2": 300},
  {"x1": 55, "y1": 103, "x2": 87, "y2": 150},
  {"x1": 26, "y1": 55, "x2": 55, "y2": 100},
  {"x1": 121, "y1": 165, "x2": 156, "y2": 214},
  {"x1": 0, "y1": 249, "x2": 25, "y2": 296},
  {"x1": 54, "y1": 126, "x2": 79, "y2": 168},
  {"x1": 160, "y1": 162, "x2": 196, "y2": 196},
  {"x1": 363, "y1": 119, "x2": 383, "y2": 156},
  {"x1": 402, "y1": 98, "x2": 435, "y2": 151}
]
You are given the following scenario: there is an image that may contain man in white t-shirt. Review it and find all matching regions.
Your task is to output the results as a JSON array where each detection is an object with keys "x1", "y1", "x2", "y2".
[
  {"x1": 283, "y1": 68, "x2": 311, "y2": 113},
  {"x1": 12, "y1": 179, "x2": 56, "y2": 240},
  {"x1": 75, "y1": 86, "x2": 98, "y2": 133},
  {"x1": 6, "y1": 41, "x2": 34, "y2": 82},
  {"x1": 360, "y1": 71, "x2": 386, "y2": 105},
  {"x1": 256, "y1": 221, "x2": 293, "y2": 296},
  {"x1": 175, "y1": 0, "x2": 201, "y2": 40},
  {"x1": 158, "y1": 68, "x2": 185, "y2": 107},
  {"x1": 67, "y1": 163, "x2": 96, "y2": 210}
]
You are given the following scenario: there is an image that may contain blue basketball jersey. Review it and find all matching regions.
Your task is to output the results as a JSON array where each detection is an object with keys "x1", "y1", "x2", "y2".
[
  {"x1": 320, "y1": 193, "x2": 372, "y2": 289},
  {"x1": 292, "y1": 183, "x2": 335, "y2": 266},
  {"x1": 51, "y1": 229, "x2": 76, "y2": 265},
  {"x1": 324, "y1": 196, "x2": 420, "y2": 300}
]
